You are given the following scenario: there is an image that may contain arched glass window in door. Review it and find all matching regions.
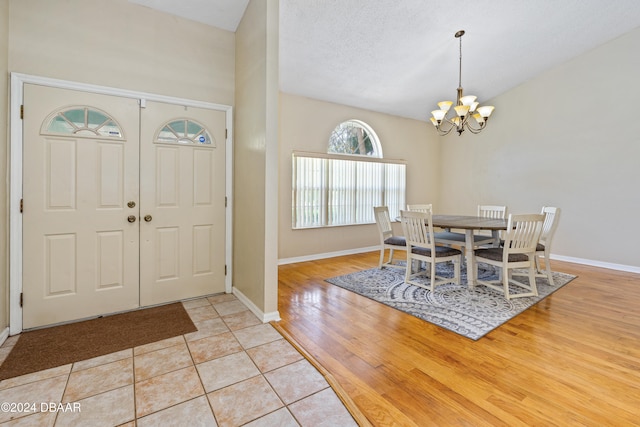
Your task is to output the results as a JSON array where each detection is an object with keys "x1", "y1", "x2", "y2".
[
  {"x1": 42, "y1": 106, "x2": 124, "y2": 139},
  {"x1": 155, "y1": 119, "x2": 215, "y2": 147}
]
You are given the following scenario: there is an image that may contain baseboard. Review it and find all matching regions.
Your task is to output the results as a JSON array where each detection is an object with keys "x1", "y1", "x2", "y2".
[
  {"x1": 0, "y1": 327, "x2": 9, "y2": 347},
  {"x1": 551, "y1": 254, "x2": 640, "y2": 274},
  {"x1": 233, "y1": 287, "x2": 281, "y2": 323},
  {"x1": 278, "y1": 246, "x2": 379, "y2": 265},
  {"x1": 278, "y1": 247, "x2": 640, "y2": 274}
]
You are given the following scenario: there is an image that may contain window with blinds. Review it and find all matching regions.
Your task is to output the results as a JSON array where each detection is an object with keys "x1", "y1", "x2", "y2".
[
  {"x1": 292, "y1": 153, "x2": 406, "y2": 228},
  {"x1": 292, "y1": 120, "x2": 406, "y2": 229}
]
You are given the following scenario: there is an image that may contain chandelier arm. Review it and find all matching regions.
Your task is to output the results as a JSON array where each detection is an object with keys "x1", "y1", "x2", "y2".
[
  {"x1": 437, "y1": 126, "x2": 454, "y2": 136},
  {"x1": 435, "y1": 119, "x2": 455, "y2": 136},
  {"x1": 464, "y1": 119, "x2": 486, "y2": 134}
]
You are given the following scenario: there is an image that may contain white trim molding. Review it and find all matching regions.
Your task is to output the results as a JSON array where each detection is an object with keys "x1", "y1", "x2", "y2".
[
  {"x1": 550, "y1": 254, "x2": 640, "y2": 274},
  {"x1": 9, "y1": 73, "x2": 234, "y2": 335},
  {"x1": 0, "y1": 328, "x2": 9, "y2": 345},
  {"x1": 278, "y1": 246, "x2": 379, "y2": 265},
  {"x1": 279, "y1": 246, "x2": 640, "y2": 274},
  {"x1": 233, "y1": 287, "x2": 281, "y2": 323}
]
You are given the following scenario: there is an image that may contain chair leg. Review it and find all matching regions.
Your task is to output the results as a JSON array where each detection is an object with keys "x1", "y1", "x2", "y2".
[
  {"x1": 378, "y1": 248, "x2": 384, "y2": 269},
  {"x1": 454, "y1": 258, "x2": 461, "y2": 286},
  {"x1": 544, "y1": 250, "x2": 554, "y2": 286},
  {"x1": 430, "y1": 261, "x2": 437, "y2": 292},
  {"x1": 388, "y1": 248, "x2": 395, "y2": 265},
  {"x1": 503, "y1": 268, "x2": 511, "y2": 299},
  {"x1": 528, "y1": 262, "x2": 539, "y2": 296},
  {"x1": 404, "y1": 258, "x2": 413, "y2": 283},
  {"x1": 535, "y1": 253, "x2": 542, "y2": 274}
]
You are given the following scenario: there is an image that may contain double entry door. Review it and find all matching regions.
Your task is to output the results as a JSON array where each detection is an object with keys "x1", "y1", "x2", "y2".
[{"x1": 22, "y1": 84, "x2": 227, "y2": 329}]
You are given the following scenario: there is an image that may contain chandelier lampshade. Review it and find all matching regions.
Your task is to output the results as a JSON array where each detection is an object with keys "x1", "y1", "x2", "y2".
[{"x1": 430, "y1": 30, "x2": 495, "y2": 136}]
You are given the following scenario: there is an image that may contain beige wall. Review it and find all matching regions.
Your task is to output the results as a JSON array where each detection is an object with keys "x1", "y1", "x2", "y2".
[
  {"x1": 3, "y1": 0, "x2": 236, "y2": 332},
  {"x1": 234, "y1": 0, "x2": 279, "y2": 317},
  {"x1": 0, "y1": 0, "x2": 8, "y2": 330},
  {"x1": 278, "y1": 93, "x2": 441, "y2": 260},
  {"x1": 8, "y1": 0, "x2": 234, "y2": 105},
  {"x1": 439, "y1": 27, "x2": 640, "y2": 268}
]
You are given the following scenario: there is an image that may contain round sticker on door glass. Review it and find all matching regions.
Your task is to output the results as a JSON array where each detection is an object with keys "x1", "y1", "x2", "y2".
[{"x1": 199, "y1": 136, "x2": 206, "y2": 143}]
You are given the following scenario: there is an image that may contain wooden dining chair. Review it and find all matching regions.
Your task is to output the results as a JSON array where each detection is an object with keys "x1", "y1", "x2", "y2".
[
  {"x1": 373, "y1": 206, "x2": 406, "y2": 269},
  {"x1": 473, "y1": 205, "x2": 508, "y2": 247},
  {"x1": 400, "y1": 210, "x2": 462, "y2": 292},
  {"x1": 406, "y1": 204, "x2": 433, "y2": 213},
  {"x1": 478, "y1": 205, "x2": 508, "y2": 219},
  {"x1": 533, "y1": 206, "x2": 561, "y2": 286},
  {"x1": 474, "y1": 213, "x2": 545, "y2": 299}
]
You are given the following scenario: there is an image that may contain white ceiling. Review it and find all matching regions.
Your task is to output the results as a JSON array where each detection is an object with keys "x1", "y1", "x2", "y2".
[{"x1": 130, "y1": 0, "x2": 640, "y2": 121}]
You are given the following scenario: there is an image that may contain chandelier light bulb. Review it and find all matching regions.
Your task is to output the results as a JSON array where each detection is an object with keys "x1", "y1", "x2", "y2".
[
  {"x1": 454, "y1": 105, "x2": 469, "y2": 117},
  {"x1": 476, "y1": 105, "x2": 495, "y2": 119},
  {"x1": 437, "y1": 101, "x2": 453, "y2": 112},
  {"x1": 459, "y1": 95, "x2": 477, "y2": 106},
  {"x1": 431, "y1": 110, "x2": 446, "y2": 121}
]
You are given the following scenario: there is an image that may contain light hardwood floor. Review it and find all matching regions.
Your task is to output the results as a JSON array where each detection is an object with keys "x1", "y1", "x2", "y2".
[{"x1": 277, "y1": 252, "x2": 640, "y2": 426}]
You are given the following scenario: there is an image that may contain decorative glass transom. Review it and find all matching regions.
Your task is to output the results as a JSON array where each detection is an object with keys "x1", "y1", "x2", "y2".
[
  {"x1": 328, "y1": 120, "x2": 382, "y2": 158},
  {"x1": 44, "y1": 107, "x2": 124, "y2": 138},
  {"x1": 155, "y1": 119, "x2": 214, "y2": 146}
]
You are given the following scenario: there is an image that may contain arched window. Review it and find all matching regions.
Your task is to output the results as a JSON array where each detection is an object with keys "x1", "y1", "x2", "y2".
[
  {"x1": 328, "y1": 120, "x2": 382, "y2": 157},
  {"x1": 155, "y1": 119, "x2": 215, "y2": 146},
  {"x1": 42, "y1": 106, "x2": 124, "y2": 139},
  {"x1": 292, "y1": 120, "x2": 406, "y2": 228}
]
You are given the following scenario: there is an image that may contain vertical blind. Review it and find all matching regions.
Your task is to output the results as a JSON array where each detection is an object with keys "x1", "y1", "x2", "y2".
[{"x1": 292, "y1": 153, "x2": 406, "y2": 229}]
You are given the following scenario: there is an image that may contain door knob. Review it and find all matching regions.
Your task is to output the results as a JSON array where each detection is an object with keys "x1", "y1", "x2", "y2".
[
  {"x1": 144, "y1": 215, "x2": 152, "y2": 222},
  {"x1": 127, "y1": 215, "x2": 137, "y2": 223}
]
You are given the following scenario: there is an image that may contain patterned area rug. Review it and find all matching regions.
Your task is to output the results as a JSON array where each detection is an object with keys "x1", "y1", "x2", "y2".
[{"x1": 326, "y1": 263, "x2": 576, "y2": 340}]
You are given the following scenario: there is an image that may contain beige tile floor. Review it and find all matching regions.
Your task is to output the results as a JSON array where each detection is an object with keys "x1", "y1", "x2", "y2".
[{"x1": 0, "y1": 294, "x2": 358, "y2": 427}]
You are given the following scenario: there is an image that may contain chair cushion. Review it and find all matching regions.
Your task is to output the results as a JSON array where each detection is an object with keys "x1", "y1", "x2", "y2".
[
  {"x1": 474, "y1": 248, "x2": 530, "y2": 262},
  {"x1": 472, "y1": 234, "x2": 497, "y2": 243},
  {"x1": 384, "y1": 236, "x2": 406, "y2": 246},
  {"x1": 412, "y1": 245, "x2": 461, "y2": 257},
  {"x1": 500, "y1": 240, "x2": 545, "y2": 252}
]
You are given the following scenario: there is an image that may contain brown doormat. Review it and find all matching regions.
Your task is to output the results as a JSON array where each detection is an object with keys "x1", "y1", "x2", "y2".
[{"x1": 0, "y1": 302, "x2": 197, "y2": 381}]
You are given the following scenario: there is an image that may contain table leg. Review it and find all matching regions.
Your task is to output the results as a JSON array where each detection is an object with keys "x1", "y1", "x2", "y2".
[
  {"x1": 491, "y1": 230, "x2": 500, "y2": 247},
  {"x1": 465, "y1": 229, "x2": 476, "y2": 287}
]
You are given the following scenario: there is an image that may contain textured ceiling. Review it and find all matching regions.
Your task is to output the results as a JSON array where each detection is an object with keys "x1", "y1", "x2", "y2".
[{"x1": 130, "y1": 0, "x2": 640, "y2": 121}]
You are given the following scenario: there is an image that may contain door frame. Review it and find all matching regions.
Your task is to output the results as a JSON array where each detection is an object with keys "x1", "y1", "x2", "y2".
[{"x1": 9, "y1": 72, "x2": 234, "y2": 335}]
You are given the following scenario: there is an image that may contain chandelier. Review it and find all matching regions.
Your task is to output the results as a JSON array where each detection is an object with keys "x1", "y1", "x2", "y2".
[{"x1": 430, "y1": 30, "x2": 495, "y2": 136}]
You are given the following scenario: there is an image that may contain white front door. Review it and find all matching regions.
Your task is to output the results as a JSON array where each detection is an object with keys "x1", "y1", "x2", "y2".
[
  {"x1": 21, "y1": 85, "x2": 227, "y2": 329},
  {"x1": 139, "y1": 101, "x2": 227, "y2": 305},
  {"x1": 22, "y1": 84, "x2": 141, "y2": 329}
]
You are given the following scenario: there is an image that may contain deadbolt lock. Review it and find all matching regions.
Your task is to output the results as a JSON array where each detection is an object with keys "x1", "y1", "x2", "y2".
[{"x1": 127, "y1": 201, "x2": 136, "y2": 208}]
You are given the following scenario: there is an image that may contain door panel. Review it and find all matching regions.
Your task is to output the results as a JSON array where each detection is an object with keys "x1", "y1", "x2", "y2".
[
  {"x1": 139, "y1": 101, "x2": 226, "y2": 305},
  {"x1": 23, "y1": 84, "x2": 140, "y2": 329}
]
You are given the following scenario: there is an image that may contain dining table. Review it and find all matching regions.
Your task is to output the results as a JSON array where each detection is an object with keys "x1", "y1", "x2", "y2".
[{"x1": 431, "y1": 215, "x2": 508, "y2": 286}]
